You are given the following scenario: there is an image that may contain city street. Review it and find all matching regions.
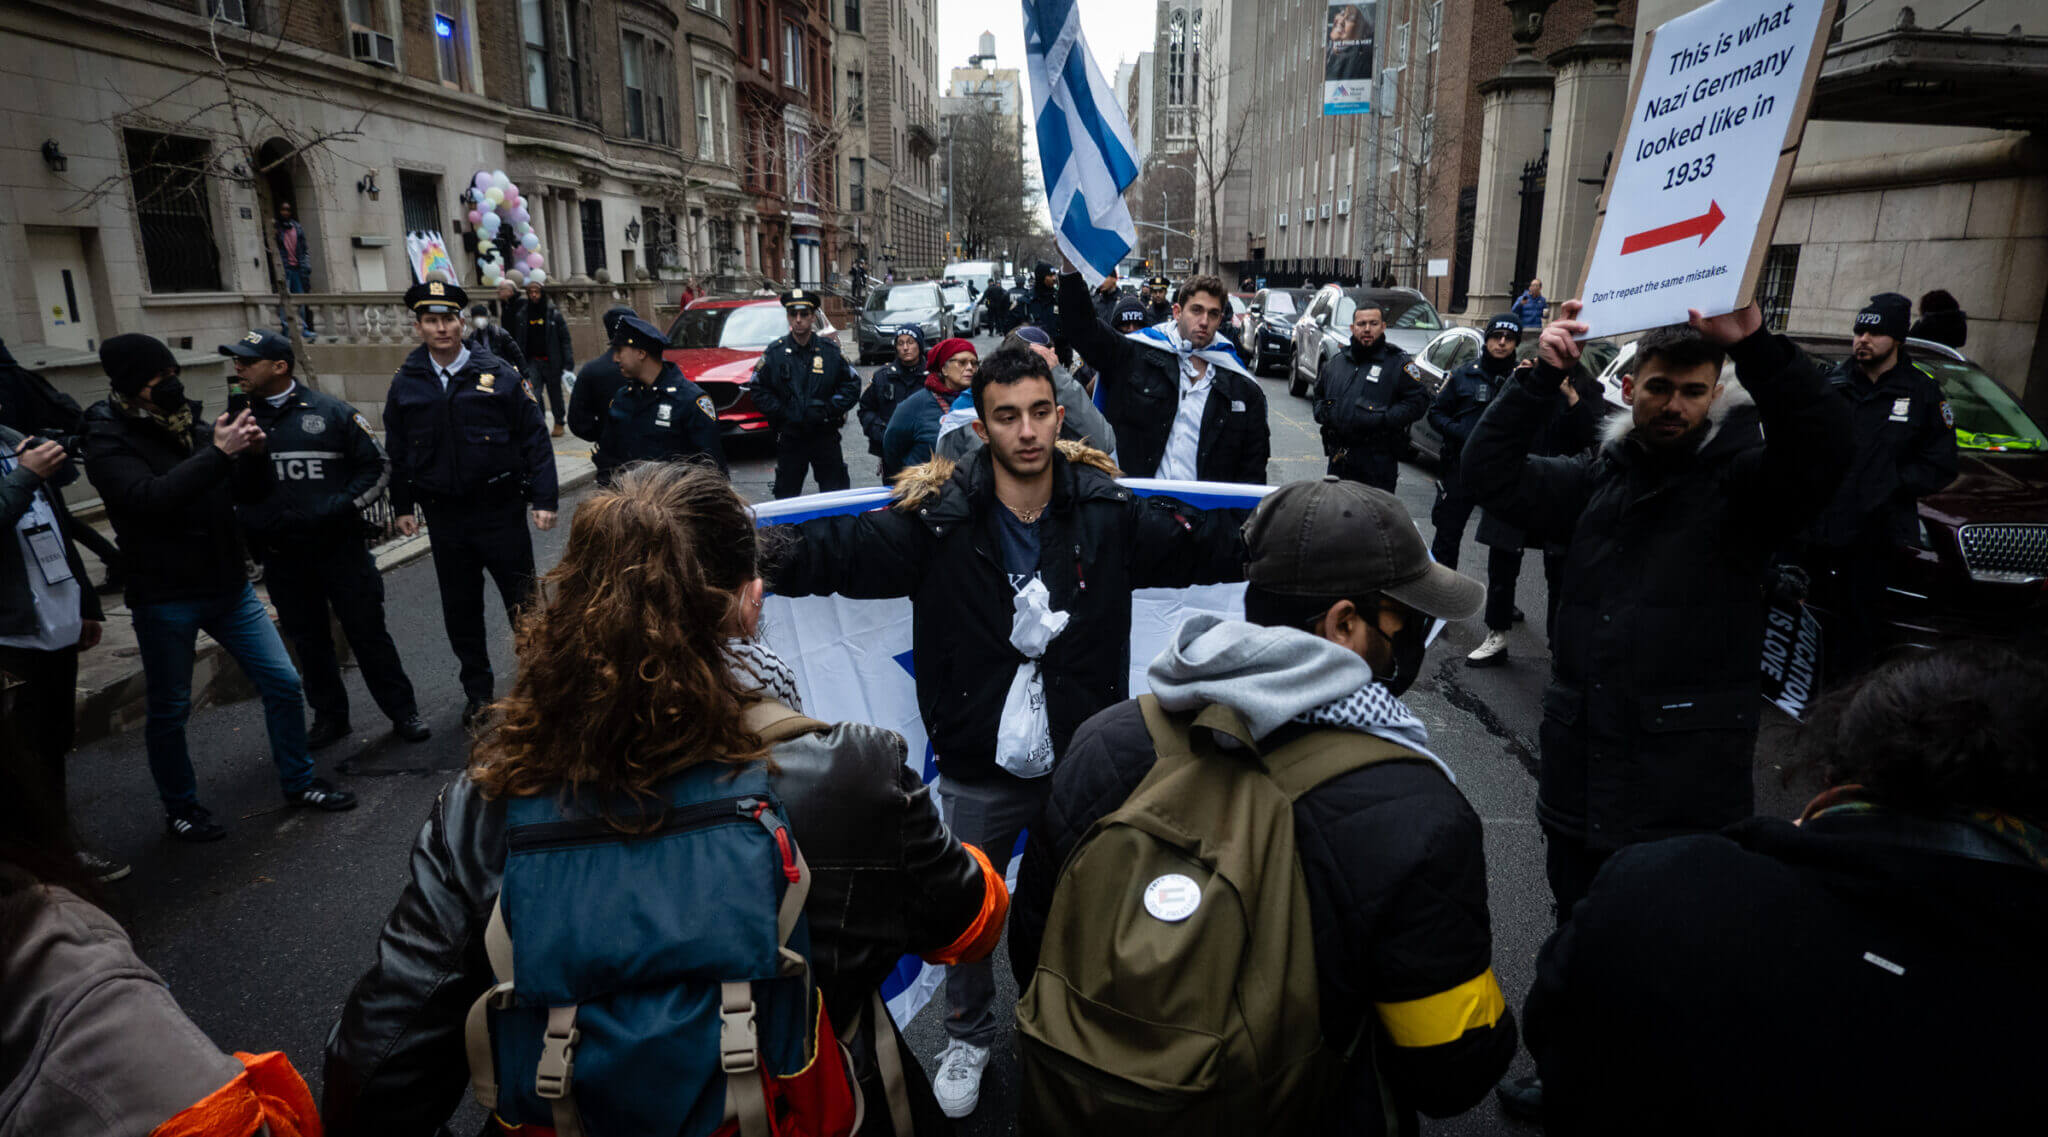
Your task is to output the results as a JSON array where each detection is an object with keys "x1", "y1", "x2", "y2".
[{"x1": 64, "y1": 334, "x2": 1815, "y2": 1135}]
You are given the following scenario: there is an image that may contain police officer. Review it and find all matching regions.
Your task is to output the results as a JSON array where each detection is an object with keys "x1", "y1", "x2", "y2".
[
  {"x1": 595, "y1": 315, "x2": 727, "y2": 482},
  {"x1": 223, "y1": 329, "x2": 429, "y2": 748},
  {"x1": 567, "y1": 306, "x2": 640, "y2": 448},
  {"x1": 383, "y1": 279, "x2": 558, "y2": 727},
  {"x1": 750, "y1": 288, "x2": 860, "y2": 498},
  {"x1": 1798, "y1": 292, "x2": 1959, "y2": 681},
  {"x1": 1429, "y1": 314, "x2": 1523, "y2": 569},
  {"x1": 1312, "y1": 299, "x2": 1429, "y2": 492},
  {"x1": 1145, "y1": 276, "x2": 1173, "y2": 326}
]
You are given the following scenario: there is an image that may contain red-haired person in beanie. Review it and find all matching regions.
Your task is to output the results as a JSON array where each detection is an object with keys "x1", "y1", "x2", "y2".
[{"x1": 883, "y1": 337, "x2": 978, "y2": 472}]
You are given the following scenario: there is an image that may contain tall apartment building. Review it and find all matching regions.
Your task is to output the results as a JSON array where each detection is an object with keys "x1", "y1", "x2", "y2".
[
  {"x1": 733, "y1": 0, "x2": 839, "y2": 287},
  {"x1": 1116, "y1": 52, "x2": 1156, "y2": 166},
  {"x1": 1, "y1": 0, "x2": 777, "y2": 417},
  {"x1": 856, "y1": 0, "x2": 942, "y2": 278}
]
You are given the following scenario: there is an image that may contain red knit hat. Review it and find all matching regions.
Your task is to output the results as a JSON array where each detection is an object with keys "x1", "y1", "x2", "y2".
[{"x1": 926, "y1": 337, "x2": 977, "y2": 372}]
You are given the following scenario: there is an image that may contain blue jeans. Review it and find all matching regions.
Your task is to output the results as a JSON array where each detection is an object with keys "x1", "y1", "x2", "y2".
[
  {"x1": 282, "y1": 265, "x2": 313, "y2": 333},
  {"x1": 132, "y1": 583, "x2": 314, "y2": 810}
]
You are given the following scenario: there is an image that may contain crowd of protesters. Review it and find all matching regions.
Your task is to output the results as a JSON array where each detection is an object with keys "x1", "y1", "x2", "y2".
[{"x1": 1, "y1": 248, "x2": 2035, "y2": 1137}]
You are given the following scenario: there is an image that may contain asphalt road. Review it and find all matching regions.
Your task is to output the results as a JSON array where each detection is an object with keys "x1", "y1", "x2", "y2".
[{"x1": 65, "y1": 332, "x2": 1818, "y2": 1134}]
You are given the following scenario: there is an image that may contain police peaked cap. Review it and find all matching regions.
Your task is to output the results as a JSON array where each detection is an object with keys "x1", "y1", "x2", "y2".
[
  {"x1": 609, "y1": 315, "x2": 670, "y2": 355},
  {"x1": 780, "y1": 288, "x2": 818, "y2": 312},
  {"x1": 406, "y1": 279, "x2": 469, "y2": 315}
]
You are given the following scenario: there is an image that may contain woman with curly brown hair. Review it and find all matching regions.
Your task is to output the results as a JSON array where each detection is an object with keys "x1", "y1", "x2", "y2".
[{"x1": 323, "y1": 462, "x2": 1009, "y2": 1137}]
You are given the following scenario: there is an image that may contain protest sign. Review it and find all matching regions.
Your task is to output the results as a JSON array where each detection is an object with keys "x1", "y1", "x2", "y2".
[
  {"x1": 1760, "y1": 596, "x2": 1824, "y2": 720},
  {"x1": 1574, "y1": 0, "x2": 1835, "y2": 338}
]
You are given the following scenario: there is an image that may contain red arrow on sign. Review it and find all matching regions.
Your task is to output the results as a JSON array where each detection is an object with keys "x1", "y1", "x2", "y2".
[{"x1": 1620, "y1": 200, "x2": 1726, "y2": 255}]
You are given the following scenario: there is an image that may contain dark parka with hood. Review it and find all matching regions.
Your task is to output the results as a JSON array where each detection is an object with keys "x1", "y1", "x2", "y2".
[
  {"x1": 859, "y1": 331, "x2": 927, "y2": 463},
  {"x1": 765, "y1": 443, "x2": 1248, "y2": 785},
  {"x1": 1459, "y1": 329, "x2": 1851, "y2": 848}
]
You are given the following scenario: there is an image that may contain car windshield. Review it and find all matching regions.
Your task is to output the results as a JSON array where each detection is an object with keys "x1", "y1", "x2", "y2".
[
  {"x1": 1917, "y1": 358, "x2": 2046, "y2": 451},
  {"x1": 867, "y1": 283, "x2": 939, "y2": 311},
  {"x1": 1263, "y1": 292, "x2": 1299, "y2": 316},
  {"x1": 1334, "y1": 294, "x2": 1443, "y2": 331},
  {"x1": 941, "y1": 284, "x2": 969, "y2": 306},
  {"x1": 666, "y1": 304, "x2": 793, "y2": 350}
]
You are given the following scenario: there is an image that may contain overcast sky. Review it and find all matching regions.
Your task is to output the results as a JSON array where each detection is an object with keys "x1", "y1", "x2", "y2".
[{"x1": 937, "y1": 2, "x2": 1157, "y2": 230}]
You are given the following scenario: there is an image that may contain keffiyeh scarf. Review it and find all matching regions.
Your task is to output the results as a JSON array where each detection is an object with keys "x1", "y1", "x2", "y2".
[
  {"x1": 726, "y1": 637, "x2": 803, "y2": 713},
  {"x1": 1294, "y1": 679, "x2": 1456, "y2": 783}
]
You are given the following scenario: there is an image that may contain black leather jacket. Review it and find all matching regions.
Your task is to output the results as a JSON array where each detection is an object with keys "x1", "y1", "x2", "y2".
[{"x1": 323, "y1": 721, "x2": 996, "y2": 1137}]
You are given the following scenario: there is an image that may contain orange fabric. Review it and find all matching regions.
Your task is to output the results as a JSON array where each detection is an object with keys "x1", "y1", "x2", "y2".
[
  {"x1": 921, "y1": 842, "x2": 1010, "y2": 966},
  {"x1": 150, "y1": 1051, "x2": 321, "y2": 1137}
]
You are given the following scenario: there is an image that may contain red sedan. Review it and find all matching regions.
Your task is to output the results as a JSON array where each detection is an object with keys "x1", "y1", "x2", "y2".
[{"x1": 662, "y1": 298, "x2": 841, "y2": 439}]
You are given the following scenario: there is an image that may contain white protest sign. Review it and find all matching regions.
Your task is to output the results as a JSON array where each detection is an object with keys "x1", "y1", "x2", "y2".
[{"x1": 1575, "y1": 0, "x2": 1834, "y2": 338}]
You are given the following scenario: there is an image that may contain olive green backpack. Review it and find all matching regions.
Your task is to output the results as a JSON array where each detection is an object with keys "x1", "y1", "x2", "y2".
[{"x1": 1015, "y1": 695, "x2": 1424, "y2": 1135}]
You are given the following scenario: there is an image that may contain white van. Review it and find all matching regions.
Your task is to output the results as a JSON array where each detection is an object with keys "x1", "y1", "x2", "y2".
[{"x1": 942, "y1": 260, "x2": 998, "y2": 297}]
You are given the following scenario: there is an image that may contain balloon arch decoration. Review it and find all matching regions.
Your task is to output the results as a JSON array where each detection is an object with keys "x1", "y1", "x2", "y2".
[{"x1": 464, "y1": 169, "x2": 548, "y2": 288}]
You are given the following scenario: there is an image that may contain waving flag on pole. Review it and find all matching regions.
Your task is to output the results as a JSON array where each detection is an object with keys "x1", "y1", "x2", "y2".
[{"x1": 1024, "y1": 0, "x2": 1140, "y2": 286}]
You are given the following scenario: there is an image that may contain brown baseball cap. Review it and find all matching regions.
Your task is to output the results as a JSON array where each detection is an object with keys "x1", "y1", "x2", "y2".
[{"x1": 1242, "y1": 475, "x2": 1484, "y2": 621}]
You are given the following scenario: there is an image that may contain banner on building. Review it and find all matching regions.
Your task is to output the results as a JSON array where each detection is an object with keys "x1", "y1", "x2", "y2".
[
  {"x1": 1573, "y1": 0, "x2": 1836, "y2": 338},
  {"x1": 753, "y1": 478, "x2": 1274, "y2": 1026},
  {"x1": 1322, "y1": 0, "x2": 1377, "y2": 116}
]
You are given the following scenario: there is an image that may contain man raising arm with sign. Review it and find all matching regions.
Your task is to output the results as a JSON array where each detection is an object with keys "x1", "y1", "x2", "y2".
[
  {"x1": 764, "y1": 346, "x2": 1247, "y2": 1120},
  {"x1": 1458, "y1": 295, "x2": 1850, "y2": 1118}
]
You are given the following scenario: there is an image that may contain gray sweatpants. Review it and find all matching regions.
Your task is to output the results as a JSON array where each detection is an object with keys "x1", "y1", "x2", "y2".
[{"x1": 936, "y1": 773, "x2": 1051, "y2": 1046}]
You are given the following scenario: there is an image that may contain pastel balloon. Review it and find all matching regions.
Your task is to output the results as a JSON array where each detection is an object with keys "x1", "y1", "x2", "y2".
[
  {"x1": 528, "y1": 254, "x2": 544, "y2": 271},
  {"x1": 528, "y1": 269, "x2": 547, "y2": 285},
  {"x1": 511, "y1": 206, "x2": 529, "y2": 225},
  {"x1": 518, "y1": 232, "x2": 538, "y2": 250},
  {"x1": 474, "y1": 171, "x2": 493, "y2": 189},
  {"x1": 466, "y1": 209, "x2": 482, "y2": 226},
  {"x1": 484, "y1": 189, "x2": 504, "y2": 206},
  {"x1": 481, "y1": 215, "x2": 501, "y2": 233}
]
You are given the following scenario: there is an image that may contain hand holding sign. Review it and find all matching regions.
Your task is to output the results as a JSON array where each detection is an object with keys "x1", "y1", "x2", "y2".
[
  {"x1": 1686, "y1": 301, "x2": 1764, "y2": 346},
  {"x1": 1538, "y1": 300, "x2": 1590, "y2": 371}
]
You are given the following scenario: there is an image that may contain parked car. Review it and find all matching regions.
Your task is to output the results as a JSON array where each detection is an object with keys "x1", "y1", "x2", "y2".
[
  {"x1": 1405, "y1": 325, "x2": 1621, "y2": 462},
  {"x1": 662, "y1": 298, "x2": 840, "y2": 440},
  {"x1": 942, "y1": 259, "x2": 999, "y2": 299},
  {"x1": 1225, "y1": 294, "x2": 1251, "y2": 349},
  {"x1": 939, "y1": 280, "x2": 976, "y2": 333},
  {"x1": 1591, "y1": 333, "x2": 2048, "y2": 652},
  {"x1": 856, "y1": 281, "x2": 953, "y2": 363},
  {"x1": 1240, "y1": 287, "x2": 1312, "y2": 373},
  {"x1": 1287, "y1": 286, "x2": 1447, "y2": 397}
]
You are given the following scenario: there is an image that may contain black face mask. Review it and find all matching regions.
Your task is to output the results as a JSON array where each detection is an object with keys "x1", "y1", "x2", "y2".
[
  {"x1": 149, "y1": 378, "x2": 187, "y2": 411},
  {"x1": 1377, "y1": 604, "x2": 1434, "y2": 697}
]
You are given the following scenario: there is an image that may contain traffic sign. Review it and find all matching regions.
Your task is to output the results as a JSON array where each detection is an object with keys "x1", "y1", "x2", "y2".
[{"x1": 1574, "y1": 0, "x2": 1835, "y2": 338}]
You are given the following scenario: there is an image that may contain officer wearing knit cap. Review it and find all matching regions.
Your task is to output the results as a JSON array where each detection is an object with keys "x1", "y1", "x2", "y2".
[
  {"x1": 1795, "y1": 292, "x2": 1957, "y2": 680},
  {"x1": 754, "y1": 287, "x2": 860, "y2": 497},
  {"x1": 859, "y1": 325, "x2": 928, "y2": 471},
  {"x1": 383, "y1": 274, "x2": 556, "y2": 727},
  {"x1": 594, "y1": 315, "x2": 726, "y2": 482}
]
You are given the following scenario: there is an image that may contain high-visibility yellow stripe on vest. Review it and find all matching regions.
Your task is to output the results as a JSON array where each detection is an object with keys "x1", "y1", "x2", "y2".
[{"x1": 1374, "y1": 967, "x2": 1507, "y2": 1049}]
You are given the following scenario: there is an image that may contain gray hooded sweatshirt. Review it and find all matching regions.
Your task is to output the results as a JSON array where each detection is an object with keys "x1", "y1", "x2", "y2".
[{"x1": 1145, "y1": 612, "x2": 1453, "y2": 781}]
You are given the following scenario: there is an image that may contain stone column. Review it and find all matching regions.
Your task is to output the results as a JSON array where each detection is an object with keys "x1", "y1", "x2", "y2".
[
  {"x1": 1466, "y1": 0, "x2": 1557, "y2": 317},
  {"x1": 567, "y1": 191, "x2": 590, "y2": 283},
  {"x1": 1537, "y1": 3, "x2": 1634, "y2": 303}
]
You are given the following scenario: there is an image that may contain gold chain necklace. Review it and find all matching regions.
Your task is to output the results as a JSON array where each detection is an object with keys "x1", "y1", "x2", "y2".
[{"x1": 1004, "y1": 499, "x2": 1047, "y2": 524}]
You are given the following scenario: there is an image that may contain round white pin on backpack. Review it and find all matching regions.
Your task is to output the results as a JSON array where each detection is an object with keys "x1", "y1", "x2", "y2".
[{"x1": 1143, "y1": 873, "x2": 1202, "y2": 923}]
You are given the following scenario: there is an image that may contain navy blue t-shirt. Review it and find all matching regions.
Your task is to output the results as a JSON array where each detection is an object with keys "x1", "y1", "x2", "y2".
[{"x1": 995, "y1": 507, "x2": 1041, "y2": 592}]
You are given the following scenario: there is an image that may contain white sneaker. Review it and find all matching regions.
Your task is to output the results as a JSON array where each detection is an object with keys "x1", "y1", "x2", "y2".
[
  {"x1": 1466, "y1": 630, "x2": 1510, "y2": 667},
  {"x1": 931, "y1": 1039, "x2": 990, "y2": 1119}
]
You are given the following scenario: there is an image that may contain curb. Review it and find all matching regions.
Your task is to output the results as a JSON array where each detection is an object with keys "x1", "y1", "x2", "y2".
[{"x1": 69, "y1": 459, "x2": 598, "y2": 748}]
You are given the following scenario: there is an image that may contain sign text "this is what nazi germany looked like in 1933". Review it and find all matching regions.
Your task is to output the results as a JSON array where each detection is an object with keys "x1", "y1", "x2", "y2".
[{"x1": 1575, "y1": 0, "x2": 1834, "y2": 338}]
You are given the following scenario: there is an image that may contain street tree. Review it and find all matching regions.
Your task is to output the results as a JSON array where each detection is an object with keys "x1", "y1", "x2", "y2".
[
  {"x1": 942, "y1": 97, "x2": 1037, "y2": 264},
  {"x1": 1362, "y1": 68, "x2": 1457, "y2": 291},
  {"x1": 1127, "y1": 155, "x2": 1202, "y2": 276},
  {"x1": 1186, "y1": 45, "x2": 1262, "y2": 277},
  {"x1": 66, "y1": 2, "x2": 373, "y2": 387}
]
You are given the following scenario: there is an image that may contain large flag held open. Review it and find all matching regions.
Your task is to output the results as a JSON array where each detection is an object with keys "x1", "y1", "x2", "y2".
[
  {"x1": 754, "y1": 479, "x2": 1275, "y2": 1027},
  {"x1": 1023, "y1": 0, "x2": 1140, "y2": 286}
]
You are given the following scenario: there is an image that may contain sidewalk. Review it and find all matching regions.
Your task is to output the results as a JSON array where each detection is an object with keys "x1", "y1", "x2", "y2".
[{"x1": 66, "y1": 438, "x2": 596, "y2": 748}]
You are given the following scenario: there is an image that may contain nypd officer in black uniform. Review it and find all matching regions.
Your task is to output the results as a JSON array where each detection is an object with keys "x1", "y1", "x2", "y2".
[
  {"x1": 383, "y1": 279, "x2": 558, "y2": 727},
  {"x1": 595, "y1": 315, "x2": 727, "y2": 482},
  {"x1": 1312, "y1": 298, "x2": 1430, "y2": 492},
  {"x1": 751, "y1": 288, "x2": 860, "y2": 498},
  {"x1": 1798, "y1": 292, "x2": 1958, "y2": 681},
  {"x1": 1145, "y1": 275, "x2": 1174, "y2": 325},
  {"x1": 1428, "y1": 313, "x2": 1524, "y2": 568},
  {"x1": 223, "y1": 329, "x2": 429, "y2": 748}
]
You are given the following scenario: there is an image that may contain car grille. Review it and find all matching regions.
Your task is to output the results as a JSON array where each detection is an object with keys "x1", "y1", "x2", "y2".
[
  {"x1": 1958, "y1": 523, "x2": 2048, "y2": 584},
  {"x1": 699, "y1": 381, "x2": 745, "y2": 412}
]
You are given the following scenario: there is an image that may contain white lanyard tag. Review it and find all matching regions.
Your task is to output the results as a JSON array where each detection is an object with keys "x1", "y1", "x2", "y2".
[{"x1": 24, "y1": 522, "x2": 73, "y2": 585}]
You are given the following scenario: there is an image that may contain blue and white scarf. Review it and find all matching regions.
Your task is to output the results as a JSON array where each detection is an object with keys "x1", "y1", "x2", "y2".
[{"x1": 1123, "y1": 320, "x2": 1254, "y2": 381}]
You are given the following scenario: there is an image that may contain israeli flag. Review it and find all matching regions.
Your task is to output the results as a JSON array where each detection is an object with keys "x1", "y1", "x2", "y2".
[
  {"x1": 754, "y1": 479, "x2": 1275, "y2": 1028},
  {"x1": 1024, "y1": 0, "x2": 1140, "y2": 286}
]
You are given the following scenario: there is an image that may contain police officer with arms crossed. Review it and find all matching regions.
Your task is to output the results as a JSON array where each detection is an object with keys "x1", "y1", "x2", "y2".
[
  {"x1": 751, "y1": 288, "x2": 860, "y2": 498},
  {"x1": 596, "y1": 316, "x2": 727, "y2": 478},
  {"x1": 1314, "y1": 300, "x2": 1430, "y2": 492},
  {"x1": 222, "y1": 329, "x2": 430, "y2": 749},
  {"x1": 383, "y1": 280, "x2": 558, "y2": 728},
  {"x1": 1796, "y1": 292, "x2": 1958, "y2": 682}
]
